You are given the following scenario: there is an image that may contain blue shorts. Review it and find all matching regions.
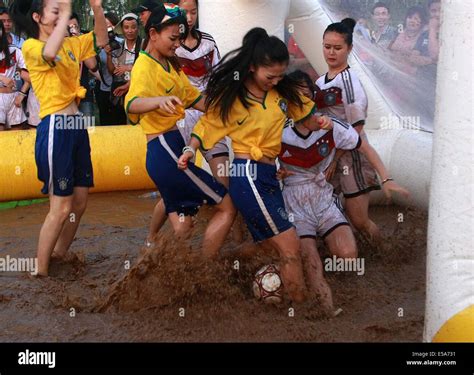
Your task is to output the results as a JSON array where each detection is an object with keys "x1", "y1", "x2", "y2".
[
  {"x1": 146, "y1": 130, "x2": 227, "y2": 216},
  {"x1": 229, "y1": 159, "x2": 293, "y2": 242},
  {"x1": 35, "y1": 114, "x2": 94, "y2": 197}
]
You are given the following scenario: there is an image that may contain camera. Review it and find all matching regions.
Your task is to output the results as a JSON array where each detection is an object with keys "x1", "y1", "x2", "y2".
[{"x1": 108, "y1": 27, "x2": 121, "y2": 51}]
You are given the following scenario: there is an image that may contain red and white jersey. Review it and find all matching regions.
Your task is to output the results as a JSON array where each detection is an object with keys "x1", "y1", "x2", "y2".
[
  {"x1": 279, "y1": 118, "x2": 361, "y2": 186},
  {"x1": 315, "y1": 67, "x2": 368, "y2": 127},
  {"x1": 0, "y1": 47, "x2": 26, "y2": 85},
  {"x1": 176, "y1": 30, "x2": 220, "y2": 92}
]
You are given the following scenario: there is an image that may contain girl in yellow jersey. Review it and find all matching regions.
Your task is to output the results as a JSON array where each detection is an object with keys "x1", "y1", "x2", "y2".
[
  {"x1": 125, "y1": 4, "x2": 236, "y2": 258},
  {"x1": 11, "y1": 0, "x2": 107, "y2": 276},
  {"x1": 178, "y1": 28, "x2": 333, "y2": 303}
]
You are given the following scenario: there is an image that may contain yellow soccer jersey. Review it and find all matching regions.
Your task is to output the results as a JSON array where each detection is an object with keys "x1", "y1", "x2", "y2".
[
  {"x1": 192, "y1": 90, "x2": 316, "y2": 160},
  {"x1": 125, "y1": 51, "x2": 202, "y2": 134},
  {"x1": 22, "y1": 32, "x2": 98, "y2": 119}
]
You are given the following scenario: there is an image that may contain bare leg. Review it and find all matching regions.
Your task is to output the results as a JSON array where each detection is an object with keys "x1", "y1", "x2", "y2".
[
  {"x1": 208, "y1": 155, "x2": 229, "y2": 188},
  {"x1": 265, "y1": 228, "x2": 306, "y2": 303},
  {"x1": 146, "y1": 199, "x2": 167, "y2": 246},
  {"x1": 300, "y1": 237, "x2": 334, "y2": 311},
  {"x1": 37, "y1": 195, "x2": 74, "y2": 276},
  {"x1": 52, "y1": 187, "x2": 89, "y2": 259},
  {"x1": 168, "y1": 212, "x2": 193, "y2": 241},
  {"x1": 202, "y1": 194, "x2": 236, "y2": 258},
  {"x1": 344, "y1": 193, "x2": 381, "y2": 242},
  {"x1": 324, "y1": 225, "x2": 358, "y2": 259}
]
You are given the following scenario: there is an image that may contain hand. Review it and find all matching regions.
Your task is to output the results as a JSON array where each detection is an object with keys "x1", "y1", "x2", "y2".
[
  {"x1": 178, "y1": 151, "x2": 194, "y2": 170},
  {"x1": 113, "y1": 84, "x2": 129, "y2": 97},
  {"x1": 324, "y1": 160, "x2": 338, "y2": 181},
  {"x1": 382, "y1": 180, "x2": 411, "y2": 201},
  {"x1": 156, "y1": 96, "x2": 183, "y2": 114},
  {"x1": 104, "y1": 45, "x2": 112, "y2": 55},
  {"x1": 0, "y1": 76, "x2": 15, "y2": 89},
  {"x1": 57, "y1": 0, "x2": 72, "y2": 15},
  {"x1": 114, "y1": 65, "x2": 132, "y2": 76},
  {"x1": 14, "y1": 94, "x2": 25, "y2": 108},
  {"x1": 88, "y1": 0, "x2": 102, "y2": 8},
  {"x1": 276, "y1": 167, "x2": 294, "y2": 180}
]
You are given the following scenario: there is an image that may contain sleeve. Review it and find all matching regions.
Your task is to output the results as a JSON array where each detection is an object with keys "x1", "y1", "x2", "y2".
[
  {"x1": 212, "y1": 43, "x2": 220, "y2": 66},
  {"x1": 180, "y1": 70, "x2": 202, "y2": 108},
  {"x1": 191, "y1": 107, "x2": 230, "y2": 151},
  {"x1": 74, "y1": 32, "x2": 98, "y2": 62},
  {"x1": 21, "y1": 39, "x2": 54, "y2": 72},
  {"x1": 287, "y1": 95, "x2": 316, "y2": 123},
  {"x1": 332, "y1": 117, "x2": 361, "y2": 150},
  {"x1": 342, "y1": 71, "x2": 368, "y2": 127},
  {"x1": 124, "y1": 62, "x2": 154, "y2": 125},
  {"x1": 15, "y1": 49, "x2": 26, "y2": 70}
]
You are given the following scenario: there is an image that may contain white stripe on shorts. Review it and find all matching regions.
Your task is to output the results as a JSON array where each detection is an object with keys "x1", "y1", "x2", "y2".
[
  {"x1": 158, "y1": 134, "x2": 223, "y2": 204},
  {"x1": 47, "y1": 115, "x2": 55, "y2": 195},
  {"x1": 245, "y1": 160, "x2": 279, "y2": 236}
]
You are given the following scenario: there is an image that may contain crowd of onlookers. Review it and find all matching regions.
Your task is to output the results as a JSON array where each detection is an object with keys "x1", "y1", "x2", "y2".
[{"x1": 0, "y1": 0, "x2": 442, "y2": 131}]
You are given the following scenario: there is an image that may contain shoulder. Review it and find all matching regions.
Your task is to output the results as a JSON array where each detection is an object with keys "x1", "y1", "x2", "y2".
[{"x1": 199, "y1": 30, "x2": 219, "y2": 48}]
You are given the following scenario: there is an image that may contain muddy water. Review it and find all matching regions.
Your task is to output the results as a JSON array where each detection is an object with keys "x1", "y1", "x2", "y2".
[{"x1": 0, "y1": 191, "x2": 426, "y2": 342}]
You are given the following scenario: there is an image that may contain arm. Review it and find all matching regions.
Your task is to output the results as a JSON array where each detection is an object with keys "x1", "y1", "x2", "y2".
[
  {"x1": 43, "y1": 1, "x2": 71, "y2": 62},
  {"x1": 128, "y1": 96, "x2": 183, "y2": 115},
  {"x1": 178, "y1": 136, "x2": 201, "y2": 170},
  {"x1": 90, "y1": 0, "x2": 108, "y2": 48},
  {"x1": 84, "y1": 56, "x2": 98, "y2": 71},
  {"x1": 358, "y1": 136, "x2": 410, "y2": 200},
  {"x1": 105, "y1": 49, "x2": 116, "y2": 75},
  {"x1": 192, "y1": 96, "x2": 206, "y2": 112}
]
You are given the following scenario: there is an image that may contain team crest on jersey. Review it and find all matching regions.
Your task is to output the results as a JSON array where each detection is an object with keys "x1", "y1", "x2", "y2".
[
  {"x1": 278, "y1": 99, "x2": 288, "y2": 114},
  {"x1": 318, "y1": 141, "x2": 331, "y2": 157},
  {"x1": 67, "y1": 50, "x2": 76, "y2": 62},
  {"x1": 324, "y1": 92, "x2": 337, "y2": 106}
]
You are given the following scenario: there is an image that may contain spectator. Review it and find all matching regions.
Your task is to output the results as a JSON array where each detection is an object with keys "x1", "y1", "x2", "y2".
[
  {"x1": 106, "y1": 13, "x2": 141, "y2": 124},
  {"x1": 389, "y1": 6, "x2": 428, "y2": 75},
  {"x1": 370, "y1": 2, "x2": 397, "y2": 49},
  {"x1": 96, "y1": 12, "x2": 123, "y2": 125},
  {"x1": 0, "y1": 20, "x2": 28, "y2": 130},
  {"x1": 0, "y1": 5, "x2": 24, "y2": 48},
  {"x1": 132, "y1": 0, "x2": 161, "y2": 27},
  {"x1": 68, "y1": 13, "x2": 98, "y2": 119}
]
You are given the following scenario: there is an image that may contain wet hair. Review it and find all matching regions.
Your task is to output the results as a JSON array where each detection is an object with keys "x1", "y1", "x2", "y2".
[
  {"x1": 287, "y1": 70, "x2": 315, "y2": 99},
  {"x1": 204, "y1": 27, "x2": 303, "y2": 124},
  {"x1": 143, "y1": 4, "x2": 188, "y2": 72},
  {"x1": 323, "y1": 18, "x2": 356, "y2": 46},
  {"x1": 371, "y1": 2, "x2": 390, "y2": 15},
  {"x1": 105, "y1": 12, "x2": 119, "y2": 27},
  {"x1": 9, "y1": 0, "x2": 45, "y2": 39},
  {"x1": 405, "y1": 6, "x2": 428, "y2": 26},
  {"x1": 0, "y1": 21, "x2": 12, "y2": 69}
]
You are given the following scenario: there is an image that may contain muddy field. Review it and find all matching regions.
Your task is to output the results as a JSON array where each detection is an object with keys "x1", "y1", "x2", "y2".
[{"x1": 0, "y1": 191, "x2": 427, "y2": 342}]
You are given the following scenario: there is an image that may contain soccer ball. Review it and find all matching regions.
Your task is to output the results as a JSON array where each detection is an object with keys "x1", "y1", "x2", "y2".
[{"x1": 252, "y1": 264, "x2": 284, "y2": 304}]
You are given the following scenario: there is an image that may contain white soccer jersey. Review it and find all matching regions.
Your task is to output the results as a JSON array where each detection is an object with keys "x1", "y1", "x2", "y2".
[
  {"x1": 315, "y1": 67, "x2": 368, "y2": 127},
  {"x1": 0, "y1": 47, "x2": 26, "y2": 84},
  {"x1": 176, "y1": 30, "x2": 220, "y2": 92},
  {"x1": 279, "y1": 118, "x2": 361, "y2": 186}
]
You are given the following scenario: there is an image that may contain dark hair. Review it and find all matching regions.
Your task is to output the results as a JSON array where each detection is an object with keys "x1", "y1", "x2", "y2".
[
  {"x1": 372, "y1": 2, "x2": 390, "y2": 15},
  {"x1": 405, "y1": 6, "x2": 428, "y2": 26},
  {"x1": 324, "y1": 18, "x2": 356, "y2": 46},
  {"x1": 178, "y1": 0, "x2": 199, "y2": 39},
  {"x1": 204, "y1": 27, "x2": 303, "y2": 124},
  {"x1": 287, "y1": 70, "x2": 315, "y2": 99},
  {"x1": 0, "y1": 21, "x2": 11, "y2": 69},
  {"x1": 9, "y1": 0, "x2": 45, "y2": 39},
  {"x1": 428, "y1": 0, "x2": 441, "y2": 8},
  {"x1": 143, "y1": 4, "x2": 188, "y2": 72},
  {"x1": 105, "y1": 11, "x2": 119, "y2": 27},
  {"x1": 0, "y1": 6, "x2": 9, "y2": 15}
]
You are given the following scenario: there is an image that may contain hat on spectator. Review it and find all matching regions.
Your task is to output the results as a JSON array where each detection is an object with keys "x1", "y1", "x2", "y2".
[
  {"x1": 132, "y1": 1, "x2": 161, "y2": 14},
  {"x1": 116, "y1": 12, "x2": 139, "y2": 32}
]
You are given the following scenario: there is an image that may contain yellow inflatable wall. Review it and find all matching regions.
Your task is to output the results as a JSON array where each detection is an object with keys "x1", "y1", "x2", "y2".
[{"x1": 0, "y1": 126, "x2": 155, "y2": 202}]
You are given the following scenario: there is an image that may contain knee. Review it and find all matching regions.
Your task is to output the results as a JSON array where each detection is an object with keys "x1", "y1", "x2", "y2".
[
  {"x1": 48, "y1": 205, "x2": 72, "y2": 223},
  {"x1": 336, "y1": 244, "x2": 358, "y2": 259},
  {"x1": 72, "y1": 200, "x2": 88, "y2": 217},
  {"x1": 173, "y1": 222, "x2": 192, "y2": 239}
]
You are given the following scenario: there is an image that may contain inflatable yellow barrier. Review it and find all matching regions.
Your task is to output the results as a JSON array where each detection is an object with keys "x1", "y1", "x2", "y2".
[{"x1": 0, "y1": 126, "x2": 155, "y2": 202}]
